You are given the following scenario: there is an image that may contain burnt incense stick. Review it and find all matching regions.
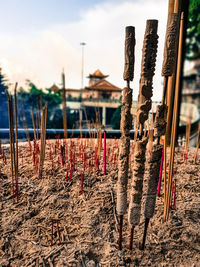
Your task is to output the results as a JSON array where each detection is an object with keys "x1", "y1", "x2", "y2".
[
  {"x1": 139, "y1": 14, "x2": 179, "y2": 250},
  {"x1": 116, "y1": 25, "x2": 135, "y2": 250},
  {"x1": 128, "y1": 20, "x2": 158, "y2": 250}
]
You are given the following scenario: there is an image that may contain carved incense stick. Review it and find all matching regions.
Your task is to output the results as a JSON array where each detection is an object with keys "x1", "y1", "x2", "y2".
[
  {"x1": 139, "y1": 13, "x2": 179, "y2": 249},
  {"x1": 128, "y1": 20, "x2": 158, "y2": 250},
  {"x1": 140, "y1": 106, "x2": 167, "y2": 250},
  {"x1": 161, "y1": 13, "x2": 179, "y2": 104},
  {"x1": 164, "y1": 12, "x2": 184, "y2": 221},
  {"x1": 117, "y1": 26, "x2": 135, "y2": 250}
]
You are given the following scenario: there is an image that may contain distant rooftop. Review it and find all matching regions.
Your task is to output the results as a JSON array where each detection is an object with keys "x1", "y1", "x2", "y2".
[
  {"x1": 87, "y1": 69, "x2": 109, "y2": 79},
  {"x1": 85, "y1": 79, "x2": 121, "y2": 91}
]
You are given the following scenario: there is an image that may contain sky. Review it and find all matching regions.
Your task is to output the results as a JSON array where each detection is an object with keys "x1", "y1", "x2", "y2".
[{"x1": 0, "y1": 0, "x2": 191, "y2": 101}]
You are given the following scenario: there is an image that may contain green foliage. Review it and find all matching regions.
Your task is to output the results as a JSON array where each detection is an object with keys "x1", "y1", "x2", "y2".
[
  {"x1": 17, "y1": 81, "x2": 79, "y2": 129},
  {"x1": 0, "y1": 68, "x2": 8, "y2": 96},
  {"x1": 111, "y1": 105, "x2": 121, "y2": 129},
  {"x1": 186, "y1": 0, "x2": 200, "y2": 60},
  {"x1": 17, "y1": 81, "x2": 63, "y2": 129},
  {"x1": 0, "y1": 68, "x2": 9, "y2": 128}
]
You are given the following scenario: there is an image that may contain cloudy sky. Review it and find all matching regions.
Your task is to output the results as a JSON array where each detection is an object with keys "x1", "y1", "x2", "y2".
[{"x1": 0, "y1": 0, "x2": 184, "y2": 101}]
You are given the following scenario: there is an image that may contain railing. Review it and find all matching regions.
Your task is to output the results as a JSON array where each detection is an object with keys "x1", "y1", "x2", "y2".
[
  {"x1": 66, "y1": 97, "x2": 122, "y2": 103},
  {"x1": 81, "y1": 98, "x2": 121, "y2": 103}
]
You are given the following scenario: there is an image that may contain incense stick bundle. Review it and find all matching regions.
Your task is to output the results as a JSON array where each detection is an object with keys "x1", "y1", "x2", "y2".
[
  {"x1": 117, "y1": 26, "x2": 135, "y2": 250},
  {"x1": 128, "y1": 20, "x2": 158, "y2": 247},
  {"x1": 8, "y1": 92, "x2": 19, "y2": 202}
]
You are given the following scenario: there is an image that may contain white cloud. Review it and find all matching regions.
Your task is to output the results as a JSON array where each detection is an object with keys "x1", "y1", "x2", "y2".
[{"x1": 0, "y1": 0, "x2": 170, "y2": 100}]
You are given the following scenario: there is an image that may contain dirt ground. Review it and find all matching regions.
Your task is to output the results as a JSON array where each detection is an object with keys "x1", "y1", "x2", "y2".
[{"x1": 0, "y1": 139, "x2": 199, "y2": 267}]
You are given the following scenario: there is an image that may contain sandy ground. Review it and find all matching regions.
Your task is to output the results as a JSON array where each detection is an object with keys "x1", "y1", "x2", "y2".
[{"x1": 0, "y1": 139, "x2": 199, "y2": 267}]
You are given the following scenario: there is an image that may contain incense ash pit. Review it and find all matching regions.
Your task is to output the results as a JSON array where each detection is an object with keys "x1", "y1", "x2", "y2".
[{"x1": 0, "y1": 140, "x2": 200, "y2": 266}]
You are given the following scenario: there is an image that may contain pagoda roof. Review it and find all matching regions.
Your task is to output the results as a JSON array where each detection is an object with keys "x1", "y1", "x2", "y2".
[
  {"x1": 87, "y1": 69, "x2": 109, "y2": 79},
  {"x1": 85, "y1": 79, "x2": 121, "y2": 91}
]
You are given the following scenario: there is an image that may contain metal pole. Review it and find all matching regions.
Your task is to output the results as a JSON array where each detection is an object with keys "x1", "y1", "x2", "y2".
[{"x1": 80, "y1": 42, "x2": 86, "y2": 89}]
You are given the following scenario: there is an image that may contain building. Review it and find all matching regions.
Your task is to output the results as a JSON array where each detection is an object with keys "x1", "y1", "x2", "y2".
[
  {"x1": 182, "y1": 60, "x2": 200, "y2": 113},
  {"x1": 82, "y1": 70, "x2": 122, "y2": 126},
  {"x1": 49, "y1": 69, "x2": 122, "y2": 127}
]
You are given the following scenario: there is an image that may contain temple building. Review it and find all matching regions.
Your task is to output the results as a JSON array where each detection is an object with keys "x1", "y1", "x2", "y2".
[
  {"x1": 49, "y1": 69, "x2": 122, "y2": 127},
  {"x1": 82, "y1": 70, "x2": 122, "y2": 126}
]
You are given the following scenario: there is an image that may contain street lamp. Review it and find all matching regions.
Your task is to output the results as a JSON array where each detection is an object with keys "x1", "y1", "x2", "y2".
[{"x1": 80, "y1": 42, "x2": 86, "y2": 89}]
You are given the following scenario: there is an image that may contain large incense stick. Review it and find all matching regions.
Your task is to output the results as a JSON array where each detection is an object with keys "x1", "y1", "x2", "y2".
[
  {"x1": 164, "y1": 13, "x2": 185, "y2": 221},
  {"x1": 128, "y1": 20, "x2": 158, "y2": 250},
  {"x1": 117, "y1": 26, "x2": 135, "y2": 250},
  {"x1": 161, "y1": 13, "x2": 179, "y2": 105},
  {"x1": 139, "y1": 11, "x2": 179, "y2": 250},
  {"x1": 140, "y1": 105, "x2": 167, "y2": 250}
]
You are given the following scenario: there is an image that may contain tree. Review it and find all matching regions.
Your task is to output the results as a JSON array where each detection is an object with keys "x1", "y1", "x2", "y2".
[
  {"x1": 0, "y1": 68, "x2": 8, "y2": 96},
  {"x1": 186, "y1": 0, "x2": 200, "y2": 60},
  {"x1": 17, "y1": 81, "x2": 63, "y2": 129},
  {"x1": 0, "y1": 68, "x2": 9, "y2": 128},
  {"x1": 17, "y1": 81, "x2": 79, "y2": 129},
  {"x1": 111, "y1": 105, "x2": 121, "y2": 129}
]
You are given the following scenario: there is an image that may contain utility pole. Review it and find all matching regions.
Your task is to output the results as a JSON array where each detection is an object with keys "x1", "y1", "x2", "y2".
[{"x1": 80, "y1": 42, "x2": 86, "y2": 89}]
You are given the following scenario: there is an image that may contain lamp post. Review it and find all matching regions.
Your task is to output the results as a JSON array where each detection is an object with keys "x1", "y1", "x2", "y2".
[{"x1": 80, "y1": 42, "x2": 86, "y2": 89}]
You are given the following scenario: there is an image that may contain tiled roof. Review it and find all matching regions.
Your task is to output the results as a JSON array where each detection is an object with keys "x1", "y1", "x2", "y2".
[{"x1": 85, "y1": 79, "x2": 121, "y2": 91}]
